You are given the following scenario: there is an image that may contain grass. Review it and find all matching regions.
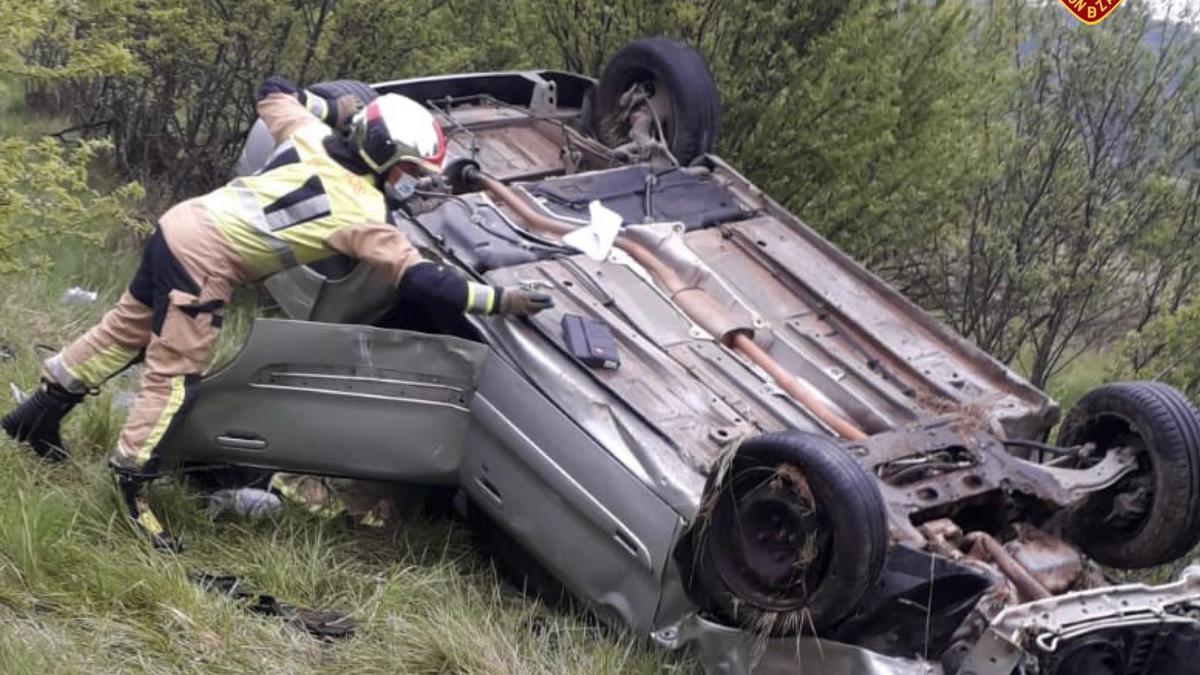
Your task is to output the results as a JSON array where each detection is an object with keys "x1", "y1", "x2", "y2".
[
  {"x1": 0, "y1": 89, "x2": 694, "y2": 673},
  {"x1": 2, "y1": 63, "x2": 1182, "y2": 672},
  {"x1": 0, "y1": 241, "x2": 694, "y2": 674},
  {"x1": 1042, "y1": 349, "x2": 1119, "y2": 420}
]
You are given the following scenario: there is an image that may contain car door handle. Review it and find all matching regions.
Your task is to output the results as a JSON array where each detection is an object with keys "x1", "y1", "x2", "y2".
[
  {"x1": 215, "y1": 434, "x2": 267, "y2": 450},
  {"x1": 613, "y1": 528, "x2": 646, "y2": 562},
  {"x1": 475, "y1": 476, "x2": 504, "y2": 506}
]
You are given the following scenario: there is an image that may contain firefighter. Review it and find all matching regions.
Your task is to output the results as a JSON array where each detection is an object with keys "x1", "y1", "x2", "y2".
[{"x1": 2, "y1": 76, "x2": 553, "y2": 549}]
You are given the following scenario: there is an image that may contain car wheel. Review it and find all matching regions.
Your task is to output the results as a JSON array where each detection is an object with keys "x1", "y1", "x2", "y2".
[
  {"x1": 578, "y1": 87, "x2": 596, "y2": 137},
  {"x1": 1058, "y1": 381, "x2": 1200, "y2": 569},
  {"x1": 592, "y1": 37, "x2": 720, "y2": 164},
  {"x1": 679, "y1": 431, "x2": 888, "y2": 634}
]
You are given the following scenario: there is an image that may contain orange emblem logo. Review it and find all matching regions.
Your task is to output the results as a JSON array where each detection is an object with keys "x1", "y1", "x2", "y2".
[{"x1": 1058, "y1": 0, "x2": 1123, "y2": 25}]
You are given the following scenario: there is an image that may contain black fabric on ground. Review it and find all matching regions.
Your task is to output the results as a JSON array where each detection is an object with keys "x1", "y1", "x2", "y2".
[{"x1": 194, "y1": 573, "x2": 357, "y2": 640}]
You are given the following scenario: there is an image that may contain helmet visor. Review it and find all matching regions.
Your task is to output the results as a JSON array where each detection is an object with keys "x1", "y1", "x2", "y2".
[{"x1": 356, "y1": 97, "x2": 445, "y2": 174}]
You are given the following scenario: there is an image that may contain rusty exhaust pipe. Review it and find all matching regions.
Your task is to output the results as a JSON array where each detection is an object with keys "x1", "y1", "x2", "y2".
[
  {"x1": 474, "y1": 171, "x2": 866, "y2": 441},
  {"x1": 964, "y1": 532, "x2": 1052, "y2": 602}
]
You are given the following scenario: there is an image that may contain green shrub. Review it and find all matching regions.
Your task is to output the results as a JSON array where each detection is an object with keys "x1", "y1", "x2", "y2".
[{"x1": 0, "y1": 136, "x2": 146, "y2": 274}]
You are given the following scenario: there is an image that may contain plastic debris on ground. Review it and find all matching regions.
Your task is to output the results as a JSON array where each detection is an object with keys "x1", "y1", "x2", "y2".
[
  {"x1": 204, "y1": 487, "x2": 283, "y2": 520},
  {"x1": 61, "y1": 287, "x2": 99, "y2": 304}
]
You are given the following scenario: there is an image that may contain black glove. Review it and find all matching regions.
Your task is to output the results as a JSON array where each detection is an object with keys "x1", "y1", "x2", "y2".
[
  {"x1": 497, "y1": 286, "x2": 555, "y2": 316},
  {"x1": 257, "y1": 75, "x2": 298, "y2": 101},
  {"x1": 397, "y1": 262, "x2": 554, "y2": 317},
  {"x1": 296, "y1": 91, "x2": 361, "y2": 130},
  {"x1": 257, "y1": 76, "x2": 357, "y2": 129}
]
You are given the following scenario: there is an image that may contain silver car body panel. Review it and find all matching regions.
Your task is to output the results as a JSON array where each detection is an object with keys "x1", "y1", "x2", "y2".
[
  {"x1": 159, "y1": 319, "x2": 487, "y2": 483},
  {"x1": 959, "y1": 566, "x2": 1200, "y2": 675},
  {"x1": 462, "y1": 353, "x2": 685, "y2": 633},
  {"x1": 262, "y1": 260, "x2": 397, "y2": 326},
  {"x1": 655, "y1": 614, "x2": 941, "y2": 675},
  {"x1": 161, "y1": 318, "x2": 683, "y2": 635},
  {"x1": 194, "y1": 70, "x2": 1200, "y2": 674}
]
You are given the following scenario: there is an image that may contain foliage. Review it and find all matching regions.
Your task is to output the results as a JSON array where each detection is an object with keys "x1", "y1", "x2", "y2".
[
  {"x1": 919, "y1": 1, "x2": 1200, "y2": 387},
  {"x1": 0, "y1": 136, "x2": 146, "y2": 274},
  {"x1": 0, "y1": 251, "x2": 691, "y2": 674},
  {"x1": 0, "y1": 1, "x2": 146, "y2": 277},
  {"x1": 733, "y1": 0, "x2": 990, "y2": 269},
  {"x1": 0, "y1": 0, "x2": 139, "y2": 82},
  {"x1": 11, "y1": 0, "x2": 541, "y2": 198},
  {"x1": 5, "y1": 0, "x2": 1200, "y2": 379},
  {"x1": 42, "y1": 0, "x2": 310, "y2": 197},
  {"x1": 1121, "y1": 293, "x2": 1200, "y2": 399}
]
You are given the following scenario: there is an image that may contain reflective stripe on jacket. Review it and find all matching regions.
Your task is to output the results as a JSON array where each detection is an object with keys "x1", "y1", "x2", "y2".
[{"x1": 202, "y1": 114, "x2": 388, "y2": 280}]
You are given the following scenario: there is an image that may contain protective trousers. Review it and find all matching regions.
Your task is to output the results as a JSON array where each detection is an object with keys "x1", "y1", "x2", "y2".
[
  {"x1": 43, "y1": 226, "x2": 227, "y2": 469},
  {"x1": 269, "y1": 473, "x2": 410, "y2": 526}
]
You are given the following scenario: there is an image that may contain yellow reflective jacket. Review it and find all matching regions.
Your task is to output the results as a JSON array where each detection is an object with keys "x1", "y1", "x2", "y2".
[{"x1": 194, "y1": 94, "x2": 421, "y2": 285}]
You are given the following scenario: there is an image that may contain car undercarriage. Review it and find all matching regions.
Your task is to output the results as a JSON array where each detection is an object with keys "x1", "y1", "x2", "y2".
[{"x1": 161, "y1": 38, "x2": 1200, "y2": 674}]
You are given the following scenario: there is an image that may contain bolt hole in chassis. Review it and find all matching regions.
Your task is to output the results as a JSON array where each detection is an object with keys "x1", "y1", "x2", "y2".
[{"x1": 160, "y1": 42, "x2": 1200, "y2": 675}]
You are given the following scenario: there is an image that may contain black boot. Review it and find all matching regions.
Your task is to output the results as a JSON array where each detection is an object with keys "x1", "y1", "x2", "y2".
[
  {"x1": 2, "y1": 380, "x2": 85, "y2": 462},
  {"x1": 112, "y1": 461, "x2": 182, "y2": 552}
]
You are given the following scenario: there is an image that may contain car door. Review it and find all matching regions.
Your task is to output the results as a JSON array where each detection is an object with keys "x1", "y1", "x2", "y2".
[{"x1": 158, "y1": 318, "x2": 489, "y2": 484}]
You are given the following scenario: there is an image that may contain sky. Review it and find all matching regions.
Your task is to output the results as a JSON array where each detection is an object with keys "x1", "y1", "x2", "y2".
[{"x1": 1144, "y1": 0, "x2": 1200, "y2": 23}]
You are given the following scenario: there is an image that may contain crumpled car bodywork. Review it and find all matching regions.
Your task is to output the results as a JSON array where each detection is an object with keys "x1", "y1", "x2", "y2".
[{"x1": 161, "y1": 67, "x2": 1200, "y2": 673}]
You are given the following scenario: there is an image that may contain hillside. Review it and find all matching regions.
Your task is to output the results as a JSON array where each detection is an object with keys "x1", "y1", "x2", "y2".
[{"x1": 3, "y1": 0, "x2": 1200, "y2": 672}]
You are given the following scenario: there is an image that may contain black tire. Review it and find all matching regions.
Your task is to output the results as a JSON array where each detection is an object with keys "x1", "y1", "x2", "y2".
[
  {"x1": 1058, "y1": 381, "x2": 1200, "y2": 569},
  {"x1": 678, "y1": 431, "x2": 888, "y2": 633},
  {"x1": 306, "y1": 79, "x2": 378, "y2": 104},
  {"x1": 579, "y1": 87, "x2": 597, "y2": 137},
  {"x1": 592, "y1": 37, "x2": 720, "y2": 164}
]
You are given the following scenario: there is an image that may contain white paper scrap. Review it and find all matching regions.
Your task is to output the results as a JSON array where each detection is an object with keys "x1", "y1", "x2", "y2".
[{"x1": 562, "y1": 200, "x2": 623, "y2": 261}]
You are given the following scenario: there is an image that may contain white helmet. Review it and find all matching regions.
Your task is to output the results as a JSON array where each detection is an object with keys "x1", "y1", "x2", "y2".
[{"x1": 348, "y1": 94, "x2": 446, "y2": 175}]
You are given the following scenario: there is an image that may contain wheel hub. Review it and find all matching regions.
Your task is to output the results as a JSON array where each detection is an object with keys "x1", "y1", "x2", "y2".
[
  {"x1": 1083, "y1": 431, "x2": 1155, "y2": 537},
  {"x1": 709, "y1": 463, "x2": 832, "y2": 611}
]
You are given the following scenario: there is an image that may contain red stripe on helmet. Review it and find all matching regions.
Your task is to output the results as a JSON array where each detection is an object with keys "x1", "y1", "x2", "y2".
[{"x1": 427, "y1": 118, "x2": 446, "y2": 168}]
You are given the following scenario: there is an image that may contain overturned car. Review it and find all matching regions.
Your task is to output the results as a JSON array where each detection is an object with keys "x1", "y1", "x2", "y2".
[{"x1": 161, "y1": 39, "x2": 1200, "y2": 674}]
